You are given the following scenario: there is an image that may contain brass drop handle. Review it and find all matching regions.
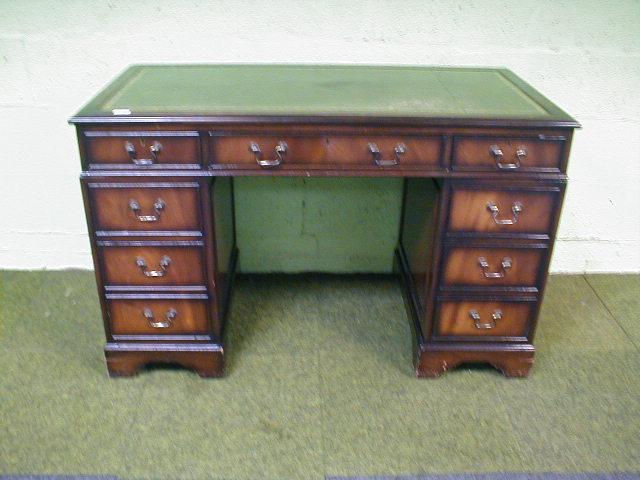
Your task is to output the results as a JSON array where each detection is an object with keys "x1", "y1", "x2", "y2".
[
  {"x1": 129, "y1": 198, "x2": 165, "y2": 222},
  {"x1": 486, "y1": 201, "x2": 524, "y2": 225},
  {"x1": 478, "y1": 256, "x2": 512, "y2": 278},
  {"x1": 470, "y1": 309, "x2": 502, "y2": 329},
  {"x1": 368, "y1": 143, "x2": 406, "y2": 166},
  {"x1": 136, "y1": 255, "x2": 171, "y2": 277},
  {"x1": 250, "y1": 141, "x2": 287, "y2": 167},
  {"x1": 490, "y1": 144, "x2": 526, "y2": 170},
  {"x1": 143, "y1": 307, "x2": 177, "y2": 328},
  {"x1": 125, "y1": 140, "x2": 163, "y2": 165}
]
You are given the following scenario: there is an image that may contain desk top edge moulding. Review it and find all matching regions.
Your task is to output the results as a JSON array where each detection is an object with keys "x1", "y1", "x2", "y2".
[{"x1": 71, "y1": 64, "x2": 578, "y2": 378}]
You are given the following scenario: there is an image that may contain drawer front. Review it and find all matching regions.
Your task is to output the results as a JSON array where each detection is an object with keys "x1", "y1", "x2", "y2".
[
  {"x1": 109, "y1": 298, "x2": 209, "y2": 335},
  {"x1": 436, "y1": 301, "x2": 533, "y2": 339},
  {"x1": 448, "y1": 189, "x2": 557, "y2": 235},
  {"x1": 89, "y1": 183, "x2": 201, "y2": 232},
  {"x1": 453, "y1": 136, "x2": 564, "y2": 172},
  {"x1": 100, "y1": 245, "x2": 206, "y2": 287},
  {"x1": 211, "y1": 135, "x2": 442, "y2": 168},
  {"x1": 83, "y1": 131, "x2": 200, "y2": 167},
  {"x1": 442, "y1": 247, "x2": 545, "y2": 288}
]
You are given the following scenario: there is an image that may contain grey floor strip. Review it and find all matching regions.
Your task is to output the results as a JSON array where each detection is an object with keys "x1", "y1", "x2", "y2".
[{"x1": 327, "y1": 474, "x2": 640, "y2": 480}]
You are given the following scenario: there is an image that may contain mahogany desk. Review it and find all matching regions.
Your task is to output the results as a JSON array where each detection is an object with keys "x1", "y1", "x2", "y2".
[{"x1": 70, "y1": 65, "x2": 579, "y2": 378}]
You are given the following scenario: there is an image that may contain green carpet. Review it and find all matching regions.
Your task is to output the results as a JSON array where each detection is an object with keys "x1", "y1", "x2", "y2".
[{"x1": 0, "y1": 271, "x2": 639, "y2": 479}]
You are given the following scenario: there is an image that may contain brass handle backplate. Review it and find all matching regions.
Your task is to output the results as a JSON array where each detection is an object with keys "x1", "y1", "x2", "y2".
[
  {"x1": 478, "y1": 256, "x2": 512, "y2": 278},
  {"x1": 143, "y1": 307, "x2": 177, "y2": 328},
  {"x1": 368, "y1": 143, "x2": 406, "y2": 166},
  {"x1": 125, "y1": 141, "x2": 163, "y2": 166},
  {"x1": 486, "y1": 201, "x2": 524, "y2": 225},
  {"x1": 136, "y1": 255, "x2": 171, "y2": 277},
  {"x1": 129, "y1": 198, "x2": 165, "y2": 222},
  {"x1": 490, "y1": 144, "x2": 526, "y2": 170},
  {"x1": 469, "y1": 309, "x2": 502, "y2": 329},
  {"x1": 250, "y1": 141, "x2": 287, "y2": 167}
]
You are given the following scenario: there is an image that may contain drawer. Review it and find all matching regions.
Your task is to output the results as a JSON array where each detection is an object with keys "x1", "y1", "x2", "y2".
[
  {"x1": 88, "y1": 182, "x2": 201, "y2": 232},
  {"x1": 100, "y1": 244, "x2": 206, "y2": 287},
  {"x1": 436, "y1": 301, "x2": 533, "y2": 339},
  {"x1": 441, "y1": 246, "x2": 545, "y2": 288},
  {"x1": 83, "y1": 131, "x2": 200, "y2": 168},
  {"x1": 211, "y1": 134, "x2": 442, "y2": 169},
  {"x1": 448, "y1": 188, "x2": 558, "y2": 235},
  {"x1": 452, "y1": 135, "x2": 565, "y2": 172},
  {"x1": 109, "y1": 298, "x2": 210, "y2": 335}
]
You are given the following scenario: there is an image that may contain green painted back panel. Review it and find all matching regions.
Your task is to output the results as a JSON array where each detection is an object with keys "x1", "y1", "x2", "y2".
[
  {"x1": 234, "y1": 178, "x2": 403, "y2": 273},
  {"x1": 76, "y1": 64, "x2": 572, "y2": 121}
]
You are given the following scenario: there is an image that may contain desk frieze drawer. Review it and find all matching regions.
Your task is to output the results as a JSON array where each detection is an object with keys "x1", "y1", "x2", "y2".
[
  {"x1": 452, "y1": 134, "x2": 567, "y2": 172},
  {"x1": 447, "y1": 185, "x2": 562, "y2": 239},
  {"x1": 88, "y1": 181, "x2": 202, "y2": 234},
  {"x1": 107, "y1": 296, "x2": 211, "y2": 336},
  {"x1": 441, "y1": 245, "x2": 547, "y2": 291},
  {"x1": 82, "y1": 130, "x2": 202, "y2": 169},
  {"x1": 210, "y1": 134, "x2": 444, "y2": 169},
  {"x1": 98, "y1": 242, "x2": 207, "y2": 288},
  {"x1": 434, "y1": 300, "x2": 535, "y2": 341}
]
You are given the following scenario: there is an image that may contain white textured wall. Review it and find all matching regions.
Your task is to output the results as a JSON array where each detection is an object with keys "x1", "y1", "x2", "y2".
[{"x1": 1, "y1": 0, "x2": 639, "y2": 272}]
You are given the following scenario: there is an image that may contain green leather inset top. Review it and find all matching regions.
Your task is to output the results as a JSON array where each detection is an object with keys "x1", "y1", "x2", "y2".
[{"x1": 71, "y1": 64, "x2": 576, "y2": 125}]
